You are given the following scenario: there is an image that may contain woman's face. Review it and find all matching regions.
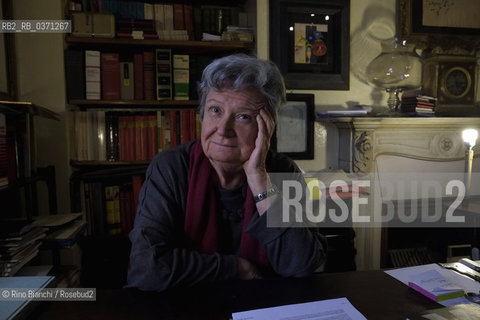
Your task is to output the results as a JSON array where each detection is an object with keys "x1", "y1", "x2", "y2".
[{"x1": 201, "y1": 88, "x2": 267, "y2": 167}]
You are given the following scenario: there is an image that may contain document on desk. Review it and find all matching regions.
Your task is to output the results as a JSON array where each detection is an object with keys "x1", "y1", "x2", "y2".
[
  {"x1": 0, "y1": 276, "x2": 55, "y2": 319},
  {"x1": 231, "y1": 297, "x2": 367, "y2": 320}
]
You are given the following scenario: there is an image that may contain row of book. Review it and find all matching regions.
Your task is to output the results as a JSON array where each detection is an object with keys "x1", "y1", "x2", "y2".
[
  {"x1": 72, "y1": 109, "x2": 199, "y2": 162},
  {"x1": 80, "y1": 175, "x2": 143, "y2": 236},
  {"x1": 400, "y1": 93, "x2": 437, "y2": 116},
  {"x1": 72, "y1": 0, "x2": 248, "y2": 41},
  {"x1": 66, "y1": 49, "x2": 209, "y2": 102}
]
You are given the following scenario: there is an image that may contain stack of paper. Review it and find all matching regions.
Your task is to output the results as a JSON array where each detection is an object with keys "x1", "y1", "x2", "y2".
[
  {"x1": 0, "y1": 221, "x2": 47, "y2": 276},
  {"x1": 33, "y1": 213, "x2": 86, "y2": 248}
]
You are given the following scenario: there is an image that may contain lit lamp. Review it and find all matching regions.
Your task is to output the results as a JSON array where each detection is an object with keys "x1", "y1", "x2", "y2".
[
  {"x1": 462, "y1": 128, "x2": 478, "y2": 197},
  {"x1": 366, "y1": 38, "x2": 423, "y2": 113}
]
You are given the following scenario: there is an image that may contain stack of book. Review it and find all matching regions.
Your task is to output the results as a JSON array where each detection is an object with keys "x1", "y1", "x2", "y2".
[
  {"x1": 400, "y1": 93, "x2": 436, "y2": 116},
  {"x1": 0, "y1": 220, "x2": 47, "y2": 276}
]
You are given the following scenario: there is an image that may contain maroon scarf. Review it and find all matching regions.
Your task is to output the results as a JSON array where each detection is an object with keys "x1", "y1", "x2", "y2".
[{"x1": 184, "y1": 140, "x2": 270, "y2": 270}]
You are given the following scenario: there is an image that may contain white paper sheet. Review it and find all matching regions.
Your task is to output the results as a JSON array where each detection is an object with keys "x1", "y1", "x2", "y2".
[{"x1": 232, "y1": 297, "x2": 367, "y2": 320}]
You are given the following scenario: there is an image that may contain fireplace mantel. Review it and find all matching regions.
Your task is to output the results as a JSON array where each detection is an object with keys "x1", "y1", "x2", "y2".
[{"x1": 320, "y1": 116, "x2": 480, "y2": 270}]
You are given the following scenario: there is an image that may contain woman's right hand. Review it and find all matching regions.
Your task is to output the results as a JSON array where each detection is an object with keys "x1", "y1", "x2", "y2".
[{"x1": 237, "y1": 257, "x2": 263, "y2": 280}]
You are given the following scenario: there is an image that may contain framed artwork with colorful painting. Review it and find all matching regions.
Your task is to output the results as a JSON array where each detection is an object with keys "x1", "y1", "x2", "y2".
[{"x1": 270, "y1": 0, "x2": 350, "y2": 90}]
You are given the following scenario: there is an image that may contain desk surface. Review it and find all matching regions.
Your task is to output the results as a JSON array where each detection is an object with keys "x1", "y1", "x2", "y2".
[{"x1": 32, "y1": 270, "x2": 440, "y2": 320}]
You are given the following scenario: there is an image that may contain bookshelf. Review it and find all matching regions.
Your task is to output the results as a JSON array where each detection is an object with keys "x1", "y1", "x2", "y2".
[
  {"x1": 0, "y1": 100, "x2": 60, "y2": 277},
  {"x1": 0, "y1": 100, "x2": 60, "y2": 219},
  {"x1": 64, "y1": 0, "x2": 255, "y2": 288},
  {"x1": 70, "y1": 99, "x2": 199, "y2": 108},
  {"x1": 65, "y1": 35, "x2": 255, "y2": 53}
]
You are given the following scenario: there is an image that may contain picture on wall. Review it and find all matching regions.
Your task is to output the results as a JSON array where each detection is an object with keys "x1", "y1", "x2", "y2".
[
  {"x1": 272, "y1": 93, "x2": 314, "y2": 160},
  {"x1": 270, "y1": 0, "x2": 350, "y2": 90},
  {"x1": 293, "y1": 23, "x2": 328, "y2": 65},
  {"x1": 398, "y1": 0, "x2": 480, "y2": 49}
]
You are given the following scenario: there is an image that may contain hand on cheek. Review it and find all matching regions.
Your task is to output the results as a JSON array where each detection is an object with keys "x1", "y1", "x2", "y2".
[
  {"x1": 242, "y1": 109, "x2": 277, "y2": 207},
  {"x1": 243, "y1": 108, "x2": 274, "y2": 176}
]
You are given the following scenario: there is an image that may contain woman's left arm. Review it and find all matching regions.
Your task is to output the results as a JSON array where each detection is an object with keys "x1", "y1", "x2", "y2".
[
  {"x1": 245, "y1": 196, "x2": 328, "y2": 277},
  {"x1": 243, "y1": 107, "x2": 327, "y2": 276},
  {"x1": 243, "y1": 108, "x2": 280, "y2": 215}
]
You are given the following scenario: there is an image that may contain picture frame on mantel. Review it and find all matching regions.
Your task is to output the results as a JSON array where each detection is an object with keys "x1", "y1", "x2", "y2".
[
  {"x1": 271, "y1": 93, "x2": 314, "y2": 160},
  {"x1": 398, "y1": 0, "x2": 480, "y2": 50},
  {"x1": 269, "y1": 0, "x2": 350, "y2": 90}
]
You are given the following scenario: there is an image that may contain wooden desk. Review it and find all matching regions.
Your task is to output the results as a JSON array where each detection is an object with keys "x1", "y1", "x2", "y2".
[{"x1": 31, "y1": 270, "x2": 440, "y2": 320}]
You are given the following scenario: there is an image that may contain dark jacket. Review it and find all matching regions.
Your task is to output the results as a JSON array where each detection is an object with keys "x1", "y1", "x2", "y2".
[{"x1": 126, "y1": 140, "x2": 326, "y2": 292}]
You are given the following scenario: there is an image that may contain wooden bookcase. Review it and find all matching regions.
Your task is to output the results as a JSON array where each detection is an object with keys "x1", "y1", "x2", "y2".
[
  {"x1": 0, "y1": 100, "x2": 60, "y2": 219},
  {"x1": 64, "y1": 2, "x2": 255, "y2": 287}
]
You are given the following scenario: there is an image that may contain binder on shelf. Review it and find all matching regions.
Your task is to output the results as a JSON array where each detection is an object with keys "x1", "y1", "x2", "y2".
[
  {"x1": 72, "y1": 110, "x2": 87, "y2": 161},
  {"x1": 143, "y1": 51, "x2": 156, "y2": 101},
  {"x1": 153, "y1": 4, "x2": 165, "y2": 36},
  {"x1": 96, "y1": 111, "x2": 107, "y2": 161},
  {"x1": 133, "y1": 53, "x2": 144, "y2": 100},
  {"x1": 183, "y1": 4, "x2": 195, "y2": 40},
  {"x1": 155, "y1": 49, "x2": 172, "y2": 100},
  {"x1": 134, "y1": 115, "x2": 148, "y2": 161},
  {"x1": 85, "y1": 110, "x2": 106, "y2": 161},
  {"x1": 101, "y1": 53, "x2": 121, "y2": 100},
  {"x1": 160, "y1": 110, "x2": 172, "y2": 151},
  {"x1": 120, "y1": 61, "x2": 134, "y2": 100},
  {"x1": 146, "y1": 114, "x2": 157, "y2": 160},
  {"x1": 105, "y1": 112, "x2": 119, "y2": 161},
  {"x1": 164, "y1": 4, "x2": 174, "y2": 33},
  {"x1": 105, "y1": 185, "x2": 121, "y2": 235},
  {"x1": 65, "y1": 50, "x2": 85, "y2": 100},
  {"x1": 85, "y1": 50, "x2": 101, "y2": 100},
  {"x1": 173, "y1": 54, "x2": 189, "y2": 100},
  {"x1": 173, "y1": 3, "x2": 185, "y2": 31}
]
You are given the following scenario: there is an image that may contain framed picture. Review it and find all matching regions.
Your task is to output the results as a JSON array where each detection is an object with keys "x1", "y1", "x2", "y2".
[
  {"x1": 398, "y1": 0, "x2": 480, "y2": 49},
  {"x1": 272, "y1": 93, "x2": 314, "y2": 160},
  {"x1": 269, "y1": 0, "x2": 350, "y2": 90}
]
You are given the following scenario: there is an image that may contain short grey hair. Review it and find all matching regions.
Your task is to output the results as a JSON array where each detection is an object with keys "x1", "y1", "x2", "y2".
[{"x1": 197, "y1": 54, "x2": 286, "y2": 123}]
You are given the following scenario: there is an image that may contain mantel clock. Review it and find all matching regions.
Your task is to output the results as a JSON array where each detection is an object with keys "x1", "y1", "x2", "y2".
[{"x1": 423, "y1": 55, "x2": 477, "y2": 112}]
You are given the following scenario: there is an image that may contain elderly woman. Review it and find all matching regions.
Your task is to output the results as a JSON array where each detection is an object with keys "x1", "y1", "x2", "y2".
[{"x1": 126, "y1": 54, "x2": 326, "y2": 292}]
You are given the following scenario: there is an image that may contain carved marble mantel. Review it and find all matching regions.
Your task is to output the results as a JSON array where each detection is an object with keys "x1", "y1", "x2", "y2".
[{"x1": 321, "y1": 117, "x2": 480, "y2": 270}]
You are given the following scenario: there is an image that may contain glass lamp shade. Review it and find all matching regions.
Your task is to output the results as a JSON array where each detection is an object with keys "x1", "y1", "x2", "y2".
[{"x1": 366, "y1": 38, "x2": 423, "y2": 112}]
